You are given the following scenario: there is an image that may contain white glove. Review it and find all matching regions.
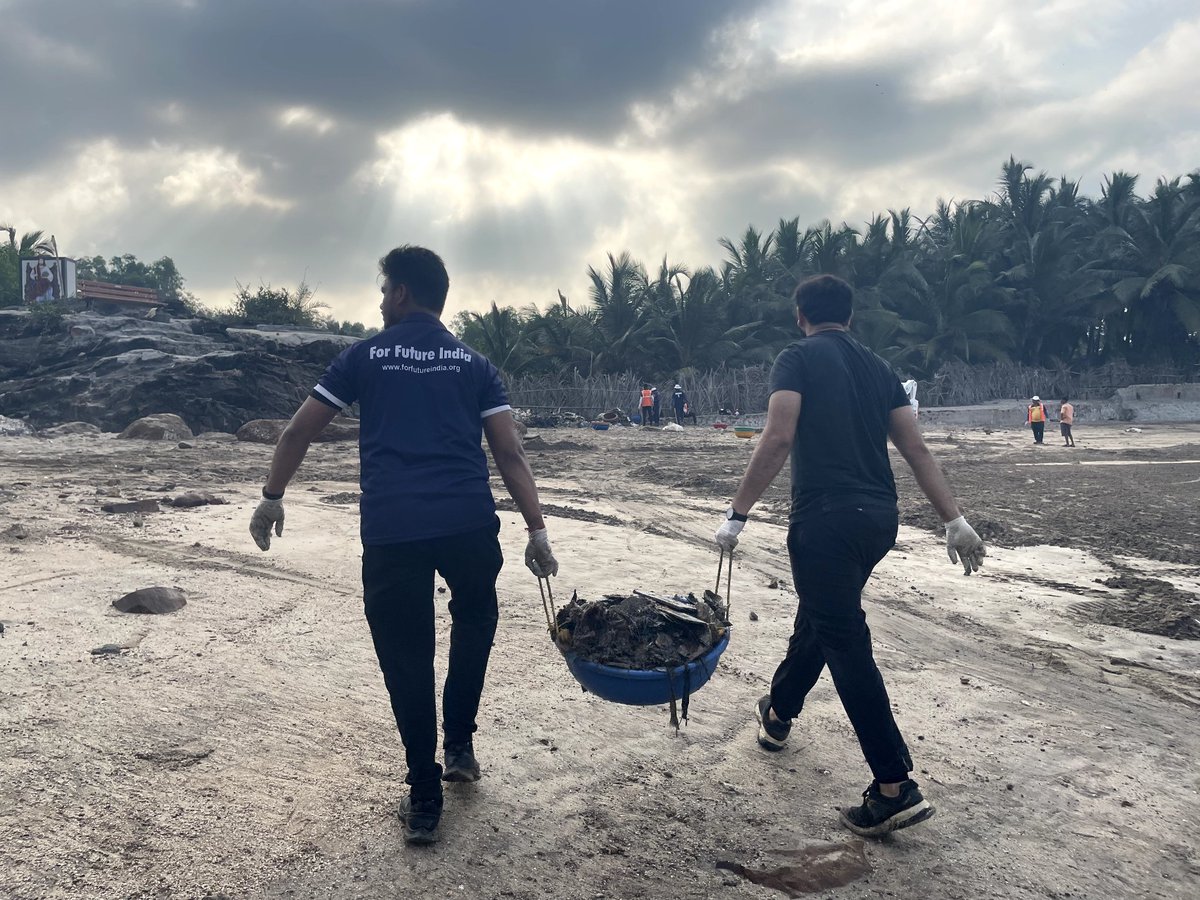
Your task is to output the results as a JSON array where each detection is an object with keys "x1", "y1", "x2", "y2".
[
  {"x1": 714, "y1": 518, "x2": 744, "y2": 552},
  {"x1": 250, "y1": 498, "x2": 285, "y2": 551},
  {"x1": 525, "y1": 528, "x2": 559, "y2": 577},
  {"x1": 946, "y1": 515, "x2": 986, "y2": 575}
]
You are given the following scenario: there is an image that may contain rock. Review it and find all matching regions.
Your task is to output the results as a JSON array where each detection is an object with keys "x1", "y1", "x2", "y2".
[
  {"x1": 748, "y1": 611, "x2": 759, "y2": 621},
  {"x1": 41, "y1": 421, "x2": 101, "y2": 437},
  {"x1": 68, "y1": 324, "x2": 96, "y2": 340},
  {"x1": 177, "y1": 441, "x2": 195, "y2": 449},
  {"x1": 513, "y1": 419, "x2": 528, "y2": 438},
  {"x1": 236, "y1": 417, "x2": 359, "y2": 443},
  {"x1": 318, "y1": 491, "x2": 359, "y2": 505},
  {"x1": 318, "y1": 419, "x2": 360, "y2": 442},
  {"x1": 164, "y1": 491, "x2": 227, "y2": 508},
  {"x1": 101, "y1": 499, "x2": 161, "y2": 514},
  {"x1": 0, "y1": 415, "x2": 31, "y2": 436},
  {"x1": 90, "y1": 643, "x2": 127, "y2": 655},
  {"x1": 196, "y1": 431, "x2": 237, "y2": 442},
  {"x1": 112, "y1": 586, "x2": 187, "y2": 614},
  {"x1": 119, "y1": 413, "x2": 194, "y2": 441},
  {"x1": 236, "y1": 419, "x2": 287, "y2": 443},
  {"x1": 2, "y1": 523, "x2": 30, "y2": 541}
]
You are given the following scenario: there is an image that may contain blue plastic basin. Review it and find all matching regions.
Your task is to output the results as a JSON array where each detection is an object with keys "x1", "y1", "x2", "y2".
[
  {"x1": 592, "y1": 423, "x2": 610, "y2": 430},
  {"x1": 557, "y1": 630, "x2": 730, "y2": 706}
]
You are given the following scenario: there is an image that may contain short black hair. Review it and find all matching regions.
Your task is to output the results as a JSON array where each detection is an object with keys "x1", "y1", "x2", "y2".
[
  {"x1": 794, "y1": 274, "x2": 853, "y2": 325},
  {"x1": 379, "y1": 245, "x2": 450, "y2": 313},
  {"x1": 1061, "y1": 396, "x2": 1069, "y2": 403}
]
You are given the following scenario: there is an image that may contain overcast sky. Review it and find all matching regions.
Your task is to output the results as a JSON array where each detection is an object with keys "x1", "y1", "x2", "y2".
[{"x1": 2, "y1": 0, "x2": 1197, "y2": 325}]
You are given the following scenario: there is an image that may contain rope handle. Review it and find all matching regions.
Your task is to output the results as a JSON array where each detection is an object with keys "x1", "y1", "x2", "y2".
[{"x1": 714, "y1": 547, "x2": 733, "y2": 620}]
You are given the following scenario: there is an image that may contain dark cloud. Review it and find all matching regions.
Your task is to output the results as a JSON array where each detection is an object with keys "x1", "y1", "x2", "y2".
[
  {"x1": 663, "y1": 58, "x2": 1019, "y2": 173},
  {"x1": 0, "y1": 0, "x2": 747, "y2": 175},
  {"x1": 2, "y1": 0, "x2": 1195, "y2": 323}
]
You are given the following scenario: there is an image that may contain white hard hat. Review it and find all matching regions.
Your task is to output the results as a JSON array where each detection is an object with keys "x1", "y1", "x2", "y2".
[
  {"x1": 674, "y1": 384, "x2": 681, "y2": 389},
  {"x1": 1031, "y1": 395, "x2": 1040, "y2": 401}
]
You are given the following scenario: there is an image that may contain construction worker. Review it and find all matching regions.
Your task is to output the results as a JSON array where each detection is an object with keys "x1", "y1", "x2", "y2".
[
  {"x1": 1027, "y1": 396, "x2": 1047, "y2": 444},
  {"x1": 713, "y1": 274, "x2": 986, "y2": 838},
  {"x1": 651, "y1": 386, "x2": 662, "y2": 425},
  {"x1": 248, "y1": 245, "x2": 558, "y2": 846},
  {"x1": 638, "y1": 384, "x2": 653, "y2": 426},
  {"x1": 672, "y1": 384, "x2": 689, "y2": 425},
  {"x1": 1058, "y1": 396, "x2": 1075, "y2": 447}
]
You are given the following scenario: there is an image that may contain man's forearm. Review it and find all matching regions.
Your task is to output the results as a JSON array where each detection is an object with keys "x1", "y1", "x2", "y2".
[
  {"x1": 903, "y1": 444, "x2": 961, "y2": 523},
  {"x1": 493, "y1": 449, "x2": 546, "y2": 531},
  {"x1": 264, "y1": 431, "x2": 313, "y2": 495},
  {"x1": 731, "y1": 435, "x2": 792, "y2": 514}
]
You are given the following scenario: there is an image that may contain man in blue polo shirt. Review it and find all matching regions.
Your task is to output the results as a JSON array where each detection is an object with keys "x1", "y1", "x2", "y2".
[{"x1": 248, "y1": 245, "x2": 558, "y2": 846}]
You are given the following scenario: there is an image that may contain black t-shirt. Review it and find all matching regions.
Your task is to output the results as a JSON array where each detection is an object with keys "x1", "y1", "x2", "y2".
[{"x1": 768, "y1": 331, "x2": 910, "y2": 521}]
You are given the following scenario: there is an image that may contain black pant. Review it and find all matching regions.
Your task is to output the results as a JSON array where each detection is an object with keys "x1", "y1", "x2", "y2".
[
  {"x1": 1032, "y1": 422, "x2": 1044, "y2": 443},
  {"x1": 361, "y1": 518, "x2": 503, "y2": 799},
  {"x1": 674, "y1": 405, "x2": 685, "y2": 425},
  {"x1": 770, "y1": 505, "x2": 913, "y2": 784}
]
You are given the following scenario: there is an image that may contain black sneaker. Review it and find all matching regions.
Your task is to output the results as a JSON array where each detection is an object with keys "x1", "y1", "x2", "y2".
[
  {"x1": 755, "y1": 695, "x2": 790, "y2": 751},
  {"x1": 442, "y1": 742, "x2": 481, "y2": 783},
  {"x1": 399, "y1": 794, "x2": 443, "y2": 845},
  {"x1": 839, "y1": 779, "x2": 935, "y2": 837}
]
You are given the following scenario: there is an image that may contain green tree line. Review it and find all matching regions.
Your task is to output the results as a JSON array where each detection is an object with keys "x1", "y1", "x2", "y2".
[
  {"x1": 453, "y1": 159, "x2": 1200, "y2": 380},
  {"x1": 1, "y1": 232, "x2": 374, "y2": 336}
]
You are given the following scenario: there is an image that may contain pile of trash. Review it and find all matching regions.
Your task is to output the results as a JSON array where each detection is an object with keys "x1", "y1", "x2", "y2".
[
  {"x1": 553, "y1": 589, "x2": 728, "y2": 669},
  {"x1": 596, "y1": 408, "x2": 631, "y2": 426},
  {"x1": 513, "y1": 408, "x2": 590, "y2": 429}
]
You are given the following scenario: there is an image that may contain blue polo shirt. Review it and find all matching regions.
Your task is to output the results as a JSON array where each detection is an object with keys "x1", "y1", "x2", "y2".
[{"x1": 310, "y1": 312, "x2": 511, "y2": 545}]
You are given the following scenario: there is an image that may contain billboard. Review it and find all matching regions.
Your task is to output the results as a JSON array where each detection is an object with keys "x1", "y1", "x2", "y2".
[{"x1": 20, "y1": 257, "x2": 77, "y2": 304}]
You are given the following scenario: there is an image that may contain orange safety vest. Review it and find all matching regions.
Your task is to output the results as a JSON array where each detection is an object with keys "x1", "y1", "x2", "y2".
[
  {"x1": 1028, "y1": 405, "x2": 1045, "y2": 423},
  {"x1": 640, "y1": 389, "x2": 653, "y2": 407}
]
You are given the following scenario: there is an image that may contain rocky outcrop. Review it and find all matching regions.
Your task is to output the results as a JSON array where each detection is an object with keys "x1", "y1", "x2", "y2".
[
  {"x1": 0, "y1": 310, "x2": 359, "y2": 433},
  {"x1": 119, "y1": 413, "x2": 194, "y2": 441}
]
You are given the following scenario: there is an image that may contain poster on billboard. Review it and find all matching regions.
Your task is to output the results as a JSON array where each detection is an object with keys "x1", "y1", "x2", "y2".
[{"x1": 20, "y1": 257, "x2": 76, "y2": 304}]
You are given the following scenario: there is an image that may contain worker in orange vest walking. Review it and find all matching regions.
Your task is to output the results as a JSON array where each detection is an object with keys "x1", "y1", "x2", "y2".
[
  {"x1": 1027, "y1": 396, "x2": 1047, "y2": 444},
  {"x1": 638, "y1": 383, "x2": 654, "y2": 426}
]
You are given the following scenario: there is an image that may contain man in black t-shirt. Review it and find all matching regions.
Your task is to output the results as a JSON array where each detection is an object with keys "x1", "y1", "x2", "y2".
[{"x1": 714, "y1": 274, "x2": 986, "y2": 837}]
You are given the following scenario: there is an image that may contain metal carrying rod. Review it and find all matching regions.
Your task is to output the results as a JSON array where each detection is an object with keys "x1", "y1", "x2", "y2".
[
  {"x1": 714, "y1": 548, "x2": 733, "y2": 619},
  {"x1": 538, "y1": 576, "x2": 558, "y2": 637}
]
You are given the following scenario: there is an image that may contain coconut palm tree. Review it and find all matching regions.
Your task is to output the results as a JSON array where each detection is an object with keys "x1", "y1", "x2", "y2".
[
  {"x1": 523, "y1": 292, "x2": 600, "y2": 375},
  {"x1": 1095, "y1": 176, "x2": 1200, "y2": 362},
  {"x1": 643, "y1": 264, "x2": 765, "y2": 370},
  {"x1": 586, "y1": 251, "x2": 650, "y2": 374},
  {"x1": 455, "y1": 302, "x2": 536, "y2": 376}
]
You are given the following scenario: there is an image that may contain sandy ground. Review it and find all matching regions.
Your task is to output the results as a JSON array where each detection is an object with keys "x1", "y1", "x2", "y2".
[{"x1": 2, "y1": 421, "x2": 1199, "y2": 899}]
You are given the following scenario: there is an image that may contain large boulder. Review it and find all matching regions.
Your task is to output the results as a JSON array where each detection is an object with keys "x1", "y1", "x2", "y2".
[
  {"x1": 0, "y1": 415, "x2": 31, "y2": 436},
  {"x1": 236, "y1": 419, "x2": 286, "y2": 443},
  {"x1": 119, "y1": 413, "x2": 194, "y2": 441},
  {"x1": 237, "y1": 417, "x2": 359, "y2": 444}
]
